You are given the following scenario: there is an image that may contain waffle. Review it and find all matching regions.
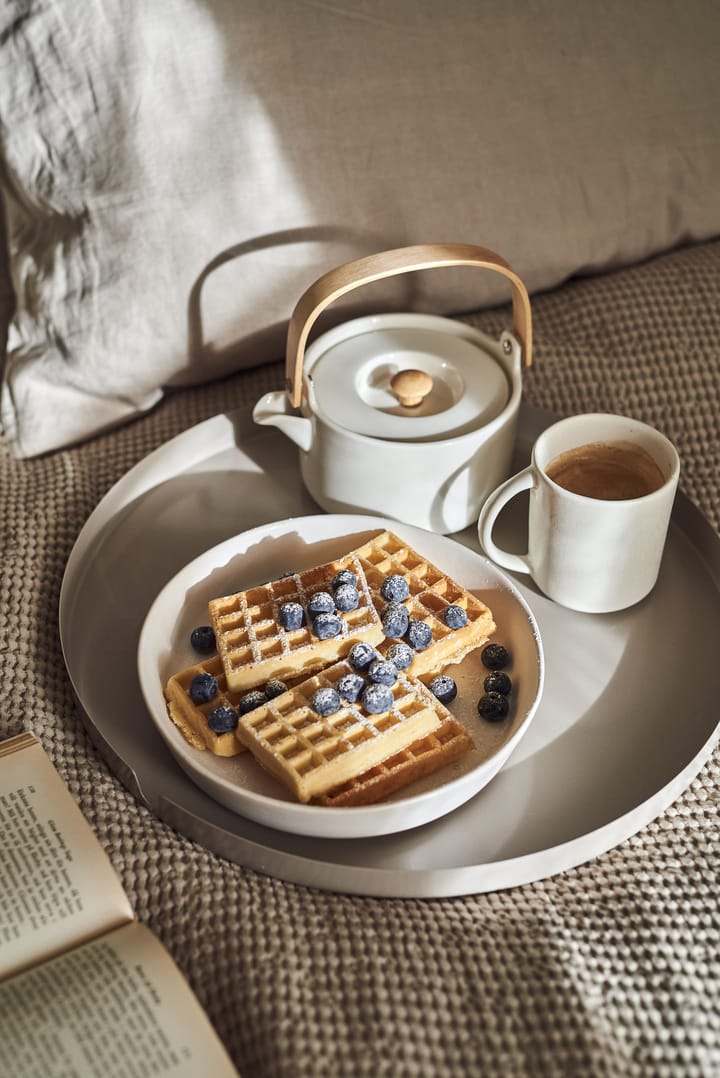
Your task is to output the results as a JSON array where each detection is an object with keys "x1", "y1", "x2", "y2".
[
  {"x1": 165, "y1": 655, "x2": 247, "y2": 757},
  {"x1": 209, "y1": 554, "x2": 383, "y2": 693},
  {"x1": 314, "y1": 715, "x2": 473, "y2": 807},
  {"x1": 234, "y1": 659, "x2": 448, "y2": 803},
  {"x1": 353, "y1": 530, "x2": 496, "y2": 676}
]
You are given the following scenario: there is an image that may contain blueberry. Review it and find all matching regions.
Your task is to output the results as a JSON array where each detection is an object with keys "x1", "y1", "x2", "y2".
[
  {"x1": 381, "y1": 602, "x2": 410, "y2": 639},
  {"x1": 380, "y1": 574, "x2": 410, "y2": 602},
  {"x1": 207, "y1": 706, "x2": 239, "y2": 734},
  {"x1": 189, "y1": 673, "x2": 218, "y2": 704},
  {"x1": 361, "y1": 683, "x2": 394, "y2": 714},
  {"x1": 405, "y1": 619, "x2": 433, "y2": 650},
  {"x1": 483, "y1": 671, "x2": 512, "y2": 696},
  {"x1": 385, "y1": 641, "x2": 414, "y2": 670},
  {"x1": 190, "y1": 625, "x2": 216, "y2": 654},
  {"x1": 429, "y1": 675, "x2": 457, "y2": 705},
  {"x1": 348, "y1": 642, "x2": 378, "y2": 671},
  {"x1": 239, "y1": 690, "x2": 267, "y2": 714},
  {"x1": 332, "y1": 569, "x2": 357, "y2": 590},
  {"x1": 312, "y1": 612, "x2": 343, "y2": 640},
  {"x1": 310, "y1": 687, "x2": 341, "y2": 717},
  {"x1": 443, "y1": 605, "x2": 467, "y2": 630},
  {"x1": 337, "y1": 672, "x2": 366, "y2": 703},
  {"x1": 481, "y1": 644, "x2": 511, "y2": 670},
  {"x1": 477, "y1": 691, "x2": 510, "y2": 721},
  {"x1": 278, "y1": 602, "x2": 304, "y2": 631},
  {"x1": 334, "y1": 583, "x2": 360, "y2": 612},
  {"x1": 264, "y1": 679, "x2": 289, "y2": 699},
  {"x1": 307, "y1": 590, "x2": 335, "y2": 616},
  {"x1": 368, "y1": 659, "x2": 398, "y2": 687}
]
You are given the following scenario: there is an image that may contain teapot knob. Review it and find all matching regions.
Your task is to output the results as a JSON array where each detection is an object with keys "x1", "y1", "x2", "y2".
[{"x1": 390, "y1": 368, "x2": 434, "y2": 408}]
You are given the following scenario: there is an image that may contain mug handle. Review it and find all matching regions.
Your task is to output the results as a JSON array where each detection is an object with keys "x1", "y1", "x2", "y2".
[
  {"x1": 284, "y1": 242, "x2": 533, "y2": 407},
  {"x1": 477, "y1": 466, "x2": 535, "y2": 576}
]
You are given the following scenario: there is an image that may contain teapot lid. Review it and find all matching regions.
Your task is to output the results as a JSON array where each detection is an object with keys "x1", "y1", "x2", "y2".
[{"x1": 306, "y1": 314, "x2": 510, "y2": 443}]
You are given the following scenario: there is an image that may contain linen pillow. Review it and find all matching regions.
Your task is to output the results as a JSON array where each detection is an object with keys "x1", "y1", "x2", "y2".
[{"x1": 1, "y1": 0, "x2": 719, "y2": 457}]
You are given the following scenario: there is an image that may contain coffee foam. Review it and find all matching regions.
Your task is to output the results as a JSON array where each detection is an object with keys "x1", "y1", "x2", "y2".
[{"x1": 545, "y1": 440, "x2": 666, "y2": 500}]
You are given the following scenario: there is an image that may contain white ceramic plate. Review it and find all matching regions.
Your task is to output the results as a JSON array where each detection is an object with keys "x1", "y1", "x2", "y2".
[{"x1": 137, "y1": 516, "x2": 544, "y2": 838}]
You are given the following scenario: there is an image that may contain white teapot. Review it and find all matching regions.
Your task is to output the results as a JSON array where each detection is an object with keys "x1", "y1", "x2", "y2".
[{"x1": 253, "y1": 243, "x2": 532, "y2": 534}]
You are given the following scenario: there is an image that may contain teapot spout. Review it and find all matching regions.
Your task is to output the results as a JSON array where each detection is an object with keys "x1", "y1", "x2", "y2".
[{"x1": 253, "y1": 391, "x2": 313, "y2": 453}]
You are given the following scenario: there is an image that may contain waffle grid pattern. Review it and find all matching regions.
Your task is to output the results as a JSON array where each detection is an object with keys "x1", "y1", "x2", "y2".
[
  {"x1": 236, "y1": 660, "x2": 446, "y2": 802},
  {"x1": 354, "y1": 530, "x2": 496, "y2": 675},
  {"x1": 315, "y1": 715, "x2": 473, "y2": 807},
  {"x1": 209, "y1": 554, "x2": 383, "y2": 692}
]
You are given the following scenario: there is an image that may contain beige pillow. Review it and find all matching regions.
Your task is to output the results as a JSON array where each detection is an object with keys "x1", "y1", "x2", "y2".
[{"x1": 2, "y1": 0, "x2": 719, "y2": 456}]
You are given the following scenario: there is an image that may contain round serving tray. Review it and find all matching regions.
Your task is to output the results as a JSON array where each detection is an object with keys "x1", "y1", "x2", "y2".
[{"x1": 59, "y1": 404, "x2": 720, "y2": 898}]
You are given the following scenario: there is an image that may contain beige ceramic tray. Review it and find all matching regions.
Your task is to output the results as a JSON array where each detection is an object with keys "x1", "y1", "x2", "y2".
[{"x1": 59, "y1": 405, "x2": 720, "y2": 897}]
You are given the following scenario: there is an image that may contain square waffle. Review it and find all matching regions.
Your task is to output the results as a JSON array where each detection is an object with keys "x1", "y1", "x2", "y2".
[
  {"x1": 234, "y1": 659, "x2": 448, "y2": 803},
  {"x1": 208, "y1": 553, "x2": 383, "y2": 693},
  {"x1": 352, "y1": 530, "x2": 496, "y2": 676}
]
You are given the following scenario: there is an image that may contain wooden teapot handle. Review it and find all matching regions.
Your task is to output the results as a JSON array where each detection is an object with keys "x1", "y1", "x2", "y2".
[{"x1": 285, "y1": 242, "x2": 532, "y2": 407}]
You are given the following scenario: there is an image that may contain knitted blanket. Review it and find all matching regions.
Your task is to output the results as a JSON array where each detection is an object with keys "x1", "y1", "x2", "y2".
[{"x1": 2, "y1": 240, "x2": 718, "y2": 1076}]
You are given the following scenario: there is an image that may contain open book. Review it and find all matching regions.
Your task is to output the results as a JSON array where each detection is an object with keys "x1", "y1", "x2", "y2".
[{"x1": 0, "y1": 731, "x2": 239, "y2": 1077}]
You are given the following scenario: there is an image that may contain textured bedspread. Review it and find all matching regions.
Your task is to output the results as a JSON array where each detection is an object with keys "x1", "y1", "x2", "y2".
[{"x1": 2, "y1": 240, "x2": 718, "y2": 1075}]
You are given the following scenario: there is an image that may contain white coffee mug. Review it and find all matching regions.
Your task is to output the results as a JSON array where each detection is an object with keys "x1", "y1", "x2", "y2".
[{"x1": 477, "y1": 413, "x2": 680, "y2": 613}]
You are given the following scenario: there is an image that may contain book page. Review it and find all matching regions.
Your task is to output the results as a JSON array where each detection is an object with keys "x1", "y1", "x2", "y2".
[
  {"x1": 0, "y1": 733, "x2": 134, "y2": 980},
  {"x1": 0, "y1": 920, "x2": 238, "y2": 1077}
]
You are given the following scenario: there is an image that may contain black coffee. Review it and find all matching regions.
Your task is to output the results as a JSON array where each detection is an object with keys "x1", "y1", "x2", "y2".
[{"x1": 546, "y1": 440, "x2": 666, "y2": 500}]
